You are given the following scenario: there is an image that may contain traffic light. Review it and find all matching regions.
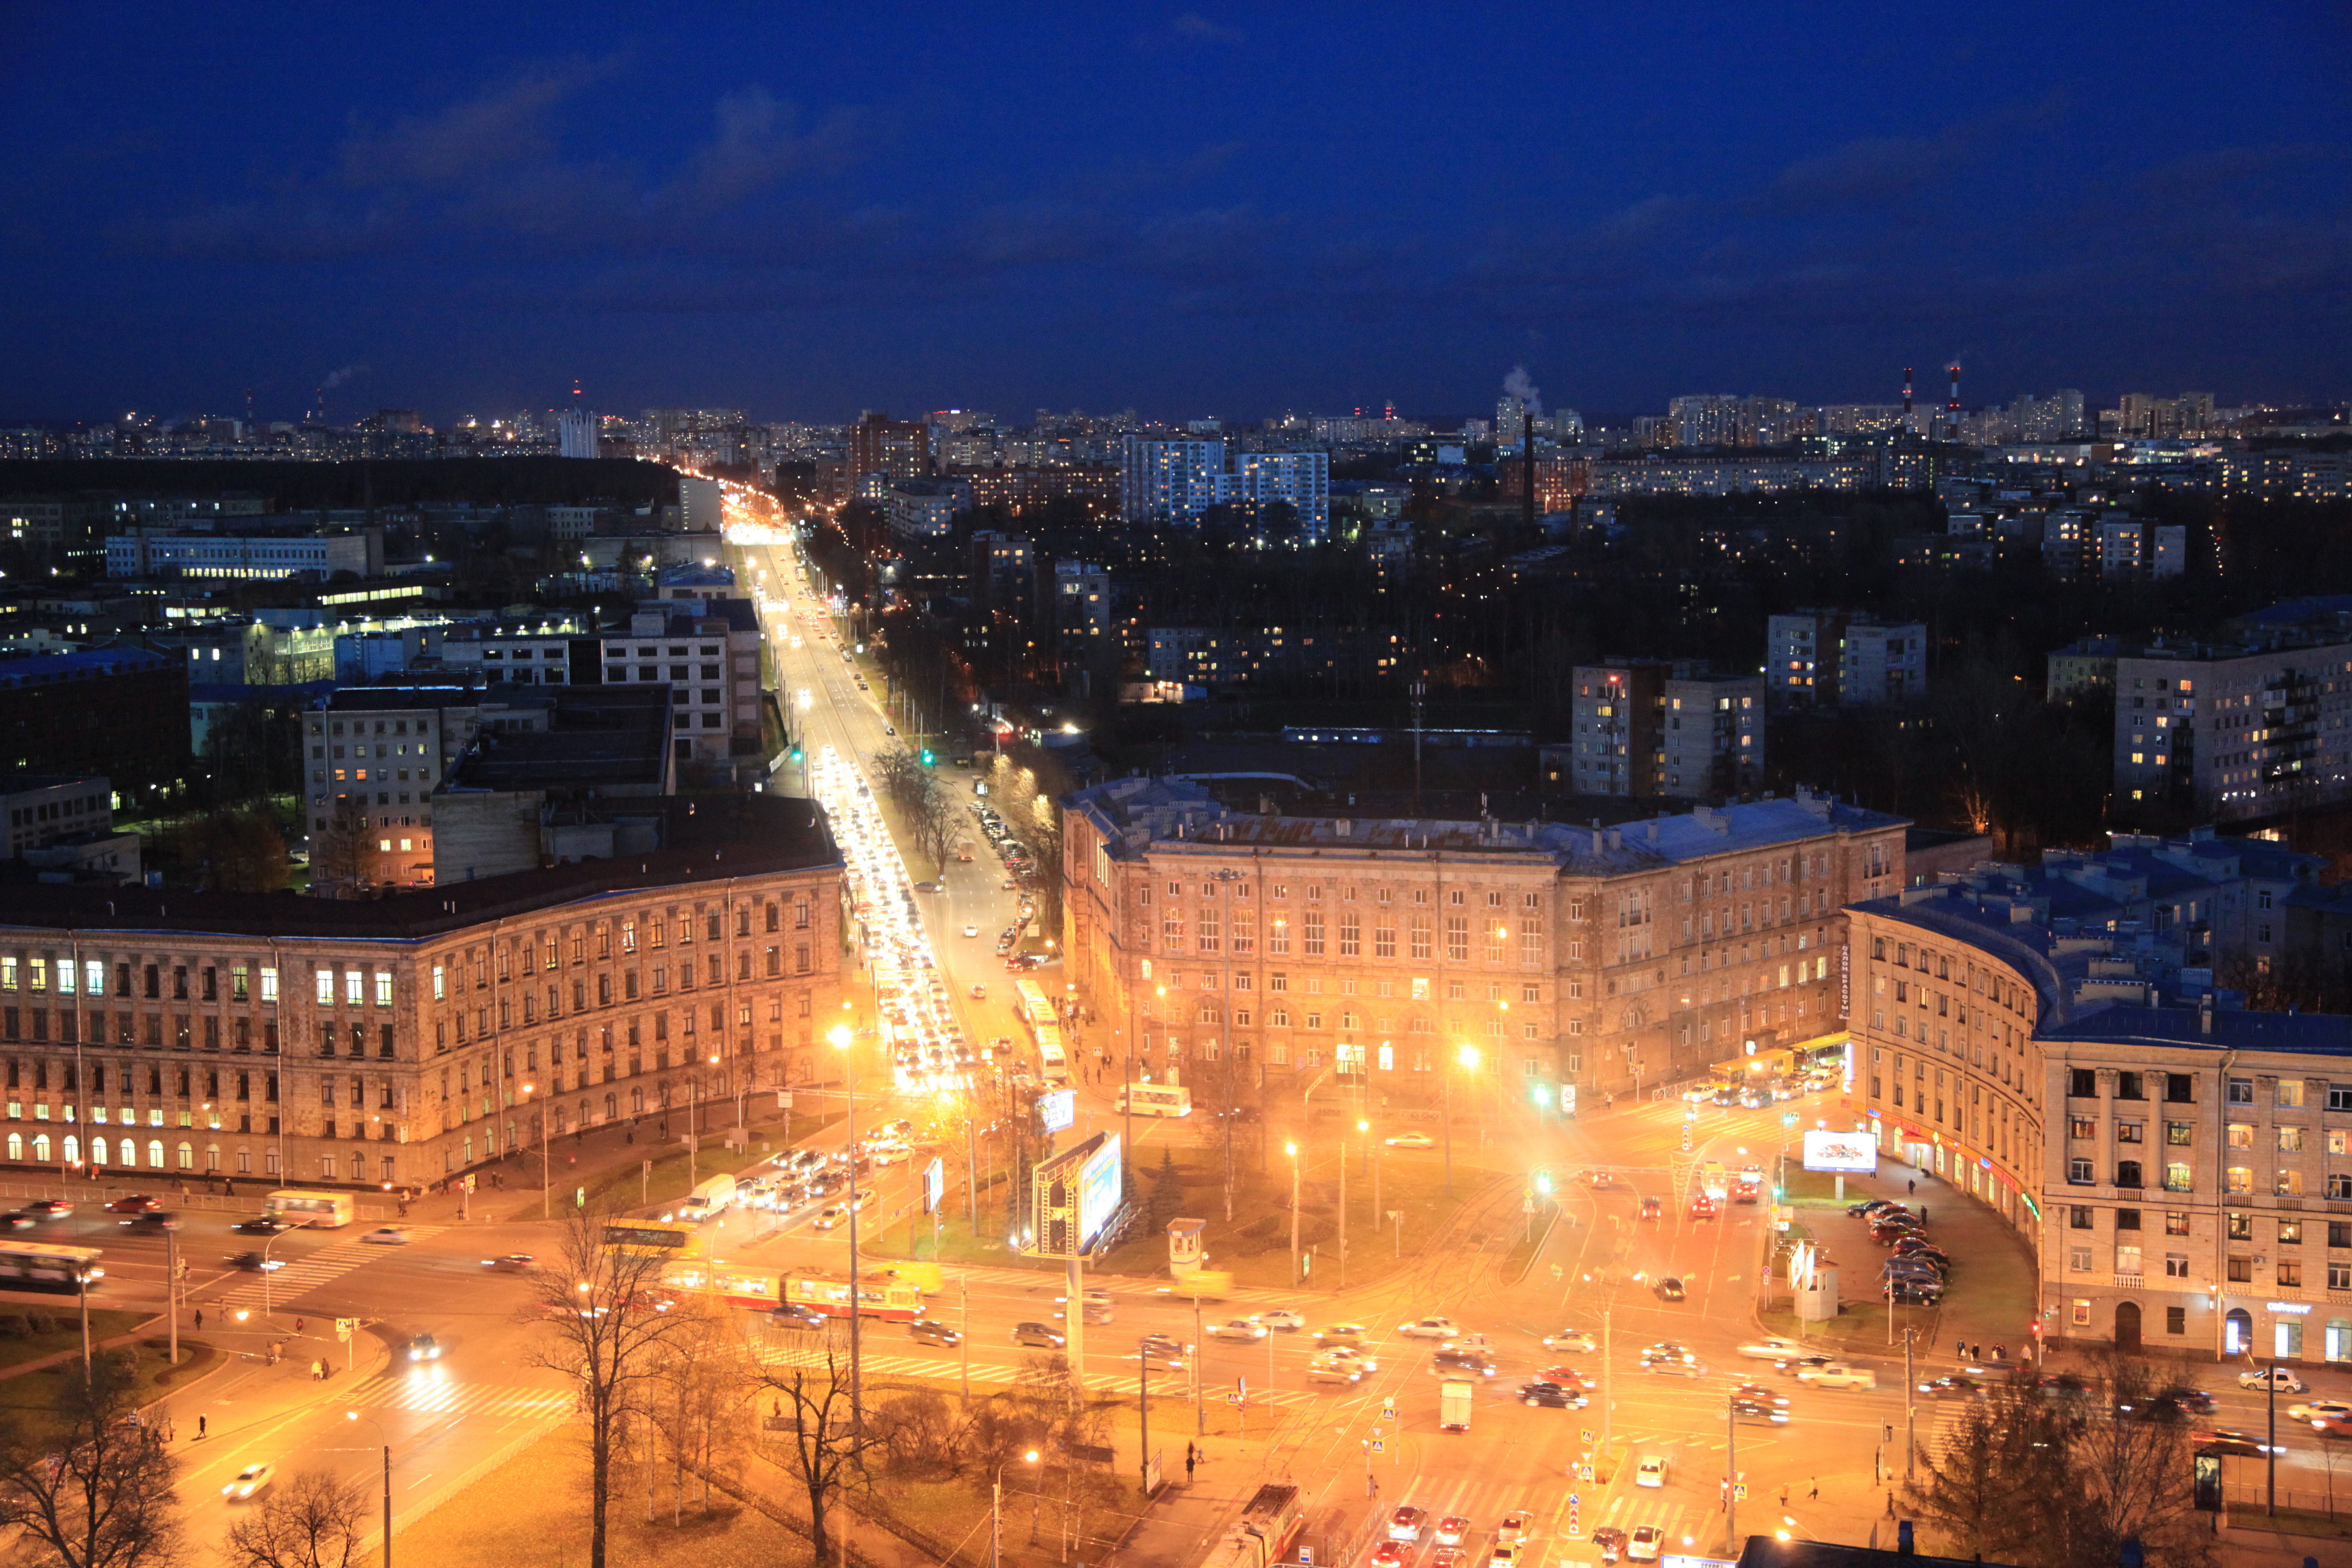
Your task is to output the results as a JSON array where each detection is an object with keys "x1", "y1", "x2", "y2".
[
  {"x1": 1534, "y1": 1169, "x2": 1554, "y2": 1196},
  {"x1": 789, "y1": 745, "x2": 804, "y2": 763},
  {"x1": 919, "y1": 748, "x2": 935, "y2": 766}
]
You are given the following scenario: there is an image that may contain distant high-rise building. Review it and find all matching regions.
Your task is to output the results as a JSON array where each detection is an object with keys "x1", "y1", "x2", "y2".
[
  {"x1": 1666, "y1": 395, "x2": 1805, "y2": 449},
  {"x1": 1767, "y1": 612, "x2": 1927, "y2": 707},
  {"x1": 848, "y1": 412, "x2": 931, "y2": 488},
  {"x1": 558, "y1": 407, "x2": 600, "y2": 460},
  {"x1": 1563, "y1": 660, "x2": 1765, "y2": 799},
  {"x1": 1495, "y1": 395, "x2": 1528, "y2": 453},
  {"x1": 1118, "y1": 440, "x2": 1329, "y2": 537}
]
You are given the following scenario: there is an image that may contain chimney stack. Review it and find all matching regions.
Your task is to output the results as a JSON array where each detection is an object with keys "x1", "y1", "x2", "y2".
[
  {"x1": 1947, "y1": 362, "x2": 1962, "y2": 420},
  {"x1": 1523, "y1": 421, "x2": 1537, "y2": 533},
  {"x1": 1902, "y1": 366, "x2": 1914, "y2": 418}
]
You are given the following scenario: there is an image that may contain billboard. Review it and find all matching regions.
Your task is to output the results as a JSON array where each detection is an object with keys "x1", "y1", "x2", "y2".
[
  {"x1": 923, "y1": 1155, "x2": 945, "y2": 1215},
  {"x1": 1031, "y1": 1130, "x2": 1124, "y2": 1259},
  {"x1": 1803, "y1": 1129, "x2": 1879, "y2": 1174},
  {"x1": 1038, "y1": 1088, "x2": 1076, "y2": 1135}
]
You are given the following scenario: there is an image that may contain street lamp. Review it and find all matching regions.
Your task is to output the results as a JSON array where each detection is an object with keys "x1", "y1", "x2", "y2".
[
  {"x1": 829, "y1": 1024, "x2": 862, "y2": 1442},
  {"x1": 993, "y1": 1450, "x2": 1039, "y2": 1568},
  {"x1": 345, "y1": 1411, "x2": 393, "y2": 1568},
  {"x1": 521, "y1": 1083, "x2": 551, "y2": 1220},
  {"x1": 1285, "y1": 1141, "x2": 1301, "y2": 1286},
  {"x1": 1444, "y1": 1044, "x2": 1480, "y2": 1197}
]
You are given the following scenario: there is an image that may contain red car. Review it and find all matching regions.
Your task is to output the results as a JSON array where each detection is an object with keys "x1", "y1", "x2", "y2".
[
  {"x1": 104, "y1": 1195, "x2": 162, "y2": 1214},
  {"x1": 1537, "y1": 1364, "x2": 1594, "y2": 1388},
  {"x1": 1688, "y1": 1195, "x2": 1719, "y2": 1219},
  {"x1": 1372, "y1": 1546, "x2": 1410, "y2": 1568}
]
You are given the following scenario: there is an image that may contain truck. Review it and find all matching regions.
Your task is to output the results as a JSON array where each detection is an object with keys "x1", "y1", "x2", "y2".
[
  {"x1": 1197, "y1": 1484, "x2": 1303, "y2": 1568},
  {"x1": 1440, "y1": 1379, "x2": 1474, "y2": 1432},
  {"x1": 1161, "y1": 1270, "x2": 1233, "y2": 1303},
  {"x1": 668, "y1": 1173, "x2": 736, "y2": 1225},
  {"x1": 1696, "y1": 1160, "x2": 1729, "y2": 1202}
]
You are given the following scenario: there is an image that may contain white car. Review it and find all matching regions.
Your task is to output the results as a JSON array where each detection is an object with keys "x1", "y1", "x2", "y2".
[
  {"x1": 1798, "y1": 1362, "x2": 1879, "y2": 1390},
  {"x1": 1627, "y1": 1524, "x2": 1664, "y2": 1562},
  {"x1": 1495, "y1": 1511, "x2": 1528, "y2": 1544},
  {"x1": 1737, "y1": 1336, "x2": 1805, "y2": 1360},
  {"x1": 2289, "y1": 1398, "x2": 2352, "y2": 1424},
  {"x1": 1444, "y1": 1333, "x2": 1498, "y2": 1357},
  {"x1": 1542, "y1": 1328, "x2": 1597, "y2": 1354},
  {"x1": 1256, "y1": 1308, "x2": 1307, "y2": 1332},
  {"x1": 1385, "y1": 1132, "x2": 1436, "y2": 1149},
  {"x1": 2241, "y1": 1367, "x2": 2308, "y2": 1394},
  {"x1": 1635, "y1": 1456, "x2": 1666, "y2": 1488},
  {"x1": 361, "y1": 1227, "x2": 410, "y2": 1246},
  {"x1": 963, "y1": 925, "x2": 979, "y2": 938},
  {"x1": 1207, "y1": 1318, "x2": 1267, "y2": 1342},
  {"x1": 222, "y1": 1462, "x2": 275, "y2": 1500},
  {"x1": 1400, "y1": 1316, "x2": 1461, "y2": 1340}
]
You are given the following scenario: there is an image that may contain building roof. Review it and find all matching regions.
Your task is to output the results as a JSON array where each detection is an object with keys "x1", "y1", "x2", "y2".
[
  {"x1": 440, "y1": 685, "x2": 672, "y2": 794},
  {"x1": 1066, "y1": 776, "x2": 1904, "y2": 874},
  {"x1": 0, "y1": 794, "x2": 840, "y2": 944},
  {"x1": 0, "y1": 647, "x2": 172, "y2": 688},
  {"x1": 326, "y1": 686, "x2": 485, "y2": 713},
  {"x1": 1737, "y1": 1536, "x2": 2025, "y2": 1568},
  {"x1": 2039, "y1": 1004, "x2": 2352, "y2": 1056},
  {"x1": 0, "y1": 773, "x2": 105, "y2": 794}
]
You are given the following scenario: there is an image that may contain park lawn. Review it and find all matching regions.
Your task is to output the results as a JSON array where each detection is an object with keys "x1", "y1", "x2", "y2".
[
  {"x1": 0, "y1": 1334, "x2": 219, "y2": 1419},
  {"x1": 0, "y1": 1307, "x2": 149, "y2": 1376}
]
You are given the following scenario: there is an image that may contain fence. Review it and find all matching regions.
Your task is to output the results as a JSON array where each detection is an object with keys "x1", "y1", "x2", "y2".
[{"x1": 2223, "y1": 1485, "x2": 2352, "y2": 1519}]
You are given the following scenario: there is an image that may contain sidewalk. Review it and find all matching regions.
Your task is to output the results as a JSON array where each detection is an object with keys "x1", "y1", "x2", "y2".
[{"x1": 1767, "y1": 1149, "x2": 2040, "y2": 1375}]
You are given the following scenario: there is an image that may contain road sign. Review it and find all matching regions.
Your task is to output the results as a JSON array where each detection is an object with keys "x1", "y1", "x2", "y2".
[
  {"x1": 335, "y1": 1318, "x2": 356, "y2": 1342},
  {"x1": 1734, "y1": 1484, "x2": 1749, "y2": 1502},
  {"x1": 1581, "y1": 1428, "x2": 1594, "y2": 1444},
  {"x1": 1228, "y1": 1392, "x2": 1245, "y2": 1406},
  {"x1": 1566, "y1": 1493, "x2": 1581, "y2": 1538},
  {"x1": 1382, "y1": 1398, "x2": 1397, "y2": 1420},
  {"x1": 1578, "y1": 1464, "x2": 1593, "y2": 1482},
  {"x1": 1371, "y1": 1439, "x2": 1385, "y2": 1454}
]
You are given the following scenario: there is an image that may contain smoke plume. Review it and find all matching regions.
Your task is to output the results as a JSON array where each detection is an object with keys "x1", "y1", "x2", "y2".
[
  {"x1": 1502, "y1": 364, "x2": 1543, "y2": 420},
  {"x1": 320, "y1": 363, "x2": 367, "y2": 390}
]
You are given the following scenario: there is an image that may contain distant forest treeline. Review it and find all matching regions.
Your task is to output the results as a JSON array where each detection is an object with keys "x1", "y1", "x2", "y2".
[{"x1": 0, "y1": 457, "x2": 679, "y2": 509}]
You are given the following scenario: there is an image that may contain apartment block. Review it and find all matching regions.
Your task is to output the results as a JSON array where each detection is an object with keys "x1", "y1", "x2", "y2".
[
  {"x1": 302, "y1": 689, "x2": 489, "y2": 885},
  {"x1": 2115, "y1": 640, "x2": 2352, "y2": 823},
  {"x1": 1119, "y1": 439, "x2": 1331, "y2": 536},
  {"x1": 1060, "y1": 778, "x2": 1904, "y2": 1112},
  {"x1": 885, "y1": 478, "x2": 974, "y2": 541},
  {"x1": 1847, "y1": 882, "x2": 2352, "y2": 1367},
  {"x1": 595, "y1": 600, "x2": 764, "y2": 765},
  {"x1": 0, "y1": 796, "x2": 841, "y2": 1191},
  {"x1": 1565, "y1": 661, "x2": 1764, "y2": 800},
  {"x1": 1767, "y1": 612, "x2": 1928, "y2": 707}
]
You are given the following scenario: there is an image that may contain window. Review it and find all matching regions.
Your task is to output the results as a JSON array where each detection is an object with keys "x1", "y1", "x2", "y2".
[
  {"x1": 2166, "y1": 1212, "x2": 2191, "y2": 1235},
  {"x1": 2165, "y1": 1306, "x2": 2185, "y2": 1336},
  {"x1": 2166, "y1": 1073, "x2": 2196, "y2": 1103},
  {"x1": 2068, "y1": 1158, "x2": 2094, "y2": 1184},
  {"x1": 2115, "y1": 1160, "x2": 2142, "y2": 1188},
  {"x1": 2069, "y1": 1205, "x2": 2094, "y2": 1230},
  {"x1": 2068, "y1": 1246, "x2": 2093, "y2": 1273},
  {"x1": 2331, "y1": 1083, "x2": 2352, "y2": 1112},
  {"x1": 2278, "y1": 1078, "x2": 2306, "y2": 1108},
  {"x1": 2277, "y1": 1261, "x2": 2303, "y2": 1289},
  {"x1": 2165, "y1": 1254, "x2": 2190, "y2": 1278},
  {"x1": 2069, "y1": 1117, "x2": 2097, "y2": 1141},
  {"x1": 2228, "y1": 1076, "x2": 2253, "y2": 1104},
  {"x1": 2115, "y1": 1071, "x2": 2143, "y2": 1100},
  {"x1": 2228, "y1": 1212, "x2": 2253, "y2": 1240},
  {"x1": 2280, "y1": 1219, "x2": 2304, "y2": 1246},
  {"x1": 2227, "y1": 1256, "x2": 2253, "y2": 1284},
  {"x1": 2166, "y1": 1121, "x2": 2193, "y2": 1146},
  {"x1": 2069, "y1": 1068, "x2": 2097, "y2": 1098},
  {"x1": 2279, "y1": 1125, "x2": 2306, "y2": 1153}
]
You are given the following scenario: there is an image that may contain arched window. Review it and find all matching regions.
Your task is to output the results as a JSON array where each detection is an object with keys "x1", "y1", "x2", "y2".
[
  {"x1": 1377, "y1": 1043, "x2": 1395, "y2": 1072},
  {"x1": 176, "y1": 1141, "x2": 194, "y2": 1171},
  {"x1": 205, "y1": 1142, "x2": 221, "y2": 1172},
  {"x1": 2326, "y1": 1318, "x2": 2352, "y2": 1363},
  {"x1": 91, "y1": 1137, "x2": 108, "y2": 1166},
  {"x1": 5, "y1": 1134, "x2": 21, "y2": 1162},
  {"x1": 2224, "y1": 1308, "x2": 2253, "y2": 1356},
  {"x1": 31, "y1": 1136, "x2": 50, "y2": 1163},
  {"x1": 147, "y1": 1139, "x2": 163, "y2": 1168},
  {"x1": 62, "y1": 1135, "x2": 79, "y2": 1166},
  {"x1": 603, "y1": 1093, "x2": 617, "y2": 1122}
]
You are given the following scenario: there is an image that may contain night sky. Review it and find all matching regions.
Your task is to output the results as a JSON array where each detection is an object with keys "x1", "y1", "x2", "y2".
[{"x1": 4, "y1": 4, "x2": 2346, "y2": 426}]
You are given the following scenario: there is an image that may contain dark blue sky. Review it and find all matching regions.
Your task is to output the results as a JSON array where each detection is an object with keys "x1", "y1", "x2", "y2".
[{"x1": 5, "y1": 4, "x2": 2347, "y2": 426}]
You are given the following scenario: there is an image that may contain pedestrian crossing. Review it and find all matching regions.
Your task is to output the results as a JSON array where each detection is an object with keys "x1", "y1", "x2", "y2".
[
  {"x1": 951, "y1": 1264, "x2": 1294, "y2": 1306},
  {"x1": 340, "y1": 1376, "x2": 575, "y2": 1420},
  {"x1": 212, "y1": 1227, "x2": 448, "y2": 1307}
]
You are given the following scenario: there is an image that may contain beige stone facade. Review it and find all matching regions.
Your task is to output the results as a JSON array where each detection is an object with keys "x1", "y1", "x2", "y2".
[
  {"x1": 1061, "y1": 780, "x2": 1905, "y2": 1109},
  {"x1": 0, "y1": 798, "x2": 842, "y2": 1190}
]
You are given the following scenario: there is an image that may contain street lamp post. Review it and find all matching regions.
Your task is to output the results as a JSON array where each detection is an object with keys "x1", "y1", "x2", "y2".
[
  {"x1": 1444, "y1": 1045, "x2": 1480, "y2": 1198},
  {"x1": 830, "y1": 1024, "x2": 862, "y2": 1441},
  {"x1": 1285, "y1": 1141, "x2": 1301, "y2": 1287},
  {"x1": 345, "y1": 1411, "x2": 393, "y2": 1568},
  {"x1": 993, "y1": 1450, "x2": 1039, "y2": 1568}
]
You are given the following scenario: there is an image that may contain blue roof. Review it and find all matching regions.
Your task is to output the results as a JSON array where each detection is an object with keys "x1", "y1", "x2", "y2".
[
  {"x1": 2040, "y1": 1006, "x2": 2352, "y2": 1057},
  {"x1": 0, "y1": 647, "x2": 171, "y2": 688}
]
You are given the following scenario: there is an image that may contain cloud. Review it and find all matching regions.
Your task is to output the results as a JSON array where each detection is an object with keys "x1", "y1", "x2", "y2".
[
  {"x1": 1762, "y1": 134, "x2": 1953, "y2": 213},
  {"x1": 668, "y1": 88, "x2": 867, "y2": 212},
  {"x1": 340, "y1": 59, "x2": 614, "y2": 188},
  {"x1": 1171, "y1": 13, "x2": 1245, "y2": 44}
]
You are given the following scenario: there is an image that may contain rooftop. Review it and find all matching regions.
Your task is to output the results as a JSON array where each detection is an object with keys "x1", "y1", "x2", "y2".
[
  {"x1": 0, "y1": 794, "x2": 840, "y2": 943},
  {"x1": 1066, "y1": 776, "x2": 1903, "y2": 873},
  {"x1": 2040, "y1": 1003, "x2": 2352, "y2": 1056},
  {"x1": 0, "y1": 772, "x2": 106, "y2": 794},
  {"x1": 440, "y1": 685, "x2": 673, "y2": 794},
  {"x1": 326, "y1": 686, "x2": 489, "y2": 714},
  {"x1": 0, "y1": 648, "x2": 173, "y2": 687}
]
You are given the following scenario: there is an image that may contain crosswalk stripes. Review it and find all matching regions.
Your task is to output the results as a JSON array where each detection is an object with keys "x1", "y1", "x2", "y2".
[
  {"x1": 212, "y1": 1227, "x2": 448, "y2": 1306},
  {"x1": 751, "y1": 1344, "x2": 1314, "y2": 1407},
  {"x1": 340, "y1": 1376, "x2": 575, "y2": 1420}
]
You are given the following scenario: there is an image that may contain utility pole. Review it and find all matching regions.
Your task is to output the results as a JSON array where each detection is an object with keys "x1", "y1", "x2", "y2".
[
  {"x1": 1904, "y1": 1329, "x2": 1916, "y2": 1480},
  {"x1": 1725, "y1": 1391, "x2": 1738, "y2": 1555},
  {"x1": 1286, "y1": 1142, "x2": 1302, "y2": 1286},
  {"x1": 1137, "y1": 1345, "x2": 1151, "y2": 1496},
  {"x1": 1410, "y1": 678, "x2": 1426, "y2": 815}
]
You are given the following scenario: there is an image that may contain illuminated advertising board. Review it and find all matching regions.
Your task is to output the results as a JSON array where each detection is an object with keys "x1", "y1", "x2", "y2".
[
  {"x1": 1038, "y1": 1089, "x2": 1076, "y2": 1135},
  {"x1": 923, "y1": 1155, "x2": 945, "y2": 1215},
  {"x1": 1030, "y1": 1130, "x2": 1124, "y2": 1258},
  {"x1": 1802, "y1": 1129, "x2": 1879, "y2": 1174}
]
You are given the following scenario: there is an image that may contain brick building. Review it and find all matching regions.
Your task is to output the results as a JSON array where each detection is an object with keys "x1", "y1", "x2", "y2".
[
  {"x1": 1060, "y1": 779, "x2": 1904, "y2": 1112},
  {"x1": 0, "y1": 796, "x2": 842, "y2": 1191},
  {"x1": 0, "y1": 648, "x2": 189, "y2": 809}
]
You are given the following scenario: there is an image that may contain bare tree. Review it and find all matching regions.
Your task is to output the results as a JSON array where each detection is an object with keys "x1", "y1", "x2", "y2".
[
  {"x1": 2057, "y1": 1355, "x2": 2217, "y2": 1568},
  {"x1": 910, "y1": 774, "x2": 959, "y2": 878},
  {"x1": 518, "y1": 1207, "x2": 698, "y2": 1568},
  {"x1": 305, "y1": 803, "x2": 374, "y2": 899},
  {"x1": 642, "y1": 1297, "x2": 750, "y2": 1524},
  {"x1": 760, "y1": 1344, "x2": 883, "y2": 1568},
  {"x1": 223, "y1": 1471, "x2": 368, "y2": 1568},
  {"x1": 0, "y1": 1354, "x2": 183, "y2": 1568}
]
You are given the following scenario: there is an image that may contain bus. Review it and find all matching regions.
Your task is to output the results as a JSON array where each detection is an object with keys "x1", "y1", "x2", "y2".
[
  {"x1": 1036, "y1": 1024, "x2": 1070, "y2": 1085},
  {"x1": 601, "y1": 1220, "x2": 701, "y2": 1260},
  {"x1": 786, "y1": 1272, "x2": 926, "y2": 1322},
  {"x1": 0, "y1": 1242, "x2": 103, "y2": 1293},
  {"x1": 1116, "y1": 1083, "x2": 1193, "y2": 1118},
  {"x1": 1696, "y1": 1161, "x2": 1729, "y2": 1201},
  {"x1": 661, "y1": 1261, "x2": 783, "y2": 1310},
  {"x1": 265, "y1": 1190, "x2": 355, "y2": 1229},
  {"x1": 1012, "y1": 978, "x2": 1056, "y2": 1038}
]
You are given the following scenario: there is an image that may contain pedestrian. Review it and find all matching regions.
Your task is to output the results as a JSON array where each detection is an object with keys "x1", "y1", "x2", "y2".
[
  {"x1": 1907, "y1": 1178, "x2": 1916, "y2": 1196},
  {"x1": 198, "y1": 1415, "x2": 207, "y2": 1440},
  {"x1": 1920, "y1": 1206, "x2": 1928, "y2": 1224},
  {"x1": 1781, "y1": 1485, "x2": 1790, "y2": 1508},
  {"x1": 193, "y1": 1308, "x2": 204, "y2": 1332},
  {"x1": 1809, "y1": 1478, "x2": 1818, "y2": 1501},
  {"x1": 294, "y1": 1317, "x2": 304, "y2": 1335},
  {"x1": 1885, "y1": 1491, "x2": 1895, "y2": 1519}
]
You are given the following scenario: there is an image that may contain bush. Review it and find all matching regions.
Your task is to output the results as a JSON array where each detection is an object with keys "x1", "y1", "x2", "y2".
[
  {"x1": 28, "y1": 1312, "x2": 58, "y2": 1336},
  {"x1": 0, "y1": 1315, "x2": 29, "y2": 1340}
]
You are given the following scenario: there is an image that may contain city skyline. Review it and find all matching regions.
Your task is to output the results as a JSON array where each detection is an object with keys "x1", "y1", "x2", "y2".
[{"x1": 4, "y1": 5, "x2": 2347, "y2": 423}]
